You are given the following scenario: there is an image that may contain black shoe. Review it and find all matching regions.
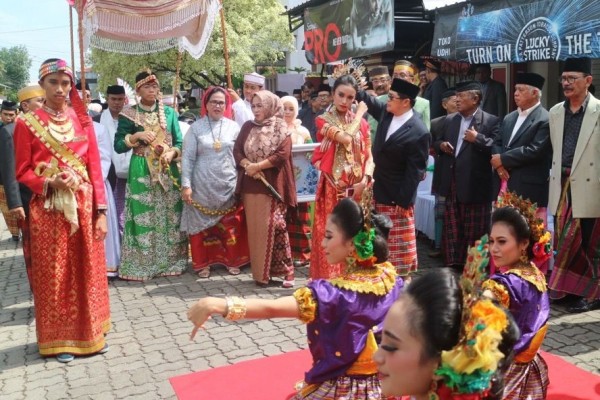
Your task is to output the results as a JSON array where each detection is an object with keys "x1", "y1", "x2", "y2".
[
  {"x1": 567, "y1": 298, "x2": 600, "y2": 313},
  {"x1": 11, "y1": 235, "x2": 20, "y2": 242},
  {"x1": 550, "y1": 294, "x2": 580, "y2": 306}
]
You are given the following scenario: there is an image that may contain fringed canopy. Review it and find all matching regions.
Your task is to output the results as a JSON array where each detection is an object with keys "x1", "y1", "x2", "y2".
[{"x1": 78, "y1": 0, "x2": 219, "y2": 58}]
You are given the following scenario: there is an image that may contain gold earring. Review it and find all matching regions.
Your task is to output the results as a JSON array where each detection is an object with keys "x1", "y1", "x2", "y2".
[
  {"x1": 520, "y1": 249, "x2": 529, "y2": 265},
  {"x1": 427, "y1": 380, "x2": 440, "y2": 400}
]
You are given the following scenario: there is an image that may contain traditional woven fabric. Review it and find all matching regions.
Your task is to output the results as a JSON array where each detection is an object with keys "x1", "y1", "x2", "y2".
[
  {"x1": 294, "y1": 375, "x2": 381, "y2": 399},
  {"x1": 188, "y1": 205, "x2": 249, "y2": 271},
  {"x1": 310, "y1": 178, "x2": 344, "y2": 280},
  {"x1": 549, "y1": 176, "x2": 600, "y2": 300},
  {"x1": 0, "y1": 185, "x2": 19, "y2": 236},
  {"x1": 29, "y1": 185, "x2": 111, "y2": 356},
  {"x1": 503, "y1": 353, "x2": 549, "y2": 400},
  {"x1": 288, "y1": 203, "x2": 312, "y2": 262},
  {"x1": 83, "y1": 0, "x2": 219, "y2": 58},
  {"x1": 116, "y1": 106, "x2": 188, "y2": 281},
  {"x1": 375, "y1": 203, "x2": 417, "y2": 276},
  {"x1": 243, "y1": 193, "x2": 293, "y2": 284},
  {"x1": 443, "y1": 179, "x2": 491, "y2": 266}
]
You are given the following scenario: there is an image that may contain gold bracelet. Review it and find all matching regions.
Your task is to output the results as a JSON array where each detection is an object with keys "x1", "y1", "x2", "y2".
[
  {"x1": 170, "y1": 147, "x2": 181, "y2": 157},
  {"x1": 225, "y1": 296, "x2": 247, "y2": 321},
  {"x1": 124, "y1": 134, "x2": 140, "y2": 148}
]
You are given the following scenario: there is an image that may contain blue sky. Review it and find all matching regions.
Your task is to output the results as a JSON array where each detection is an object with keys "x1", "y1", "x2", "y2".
[{"x1": 0, "y1": 0, "x2": 81, "y2": 85}]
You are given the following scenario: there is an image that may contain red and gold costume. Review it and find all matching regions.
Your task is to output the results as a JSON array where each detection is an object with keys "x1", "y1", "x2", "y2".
[{"x1": 13, "y1": 64, "x2": 111, "y2": 356}]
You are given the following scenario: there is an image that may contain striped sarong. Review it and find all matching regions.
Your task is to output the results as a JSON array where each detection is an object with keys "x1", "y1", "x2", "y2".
[
  {"x1": 0, "y1": 185, "x2": 19, "y2": 236},
  {"x1": 549, "y1": 175, "x2": 600, "y2": 300},
  {"x1": 375, "y1": 203, "x2": 417, "y2": 277}
]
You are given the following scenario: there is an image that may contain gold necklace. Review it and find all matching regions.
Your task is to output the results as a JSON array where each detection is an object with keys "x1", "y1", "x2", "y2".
[
  {"x1": 43, "y1": 104, "x2": 68, "y2": 119},
  {"x1": 48, "y1": 117, "x2": 75, "y2": 142},
  {"x1": 207, "y1": 118, "x2": 223, "y2": 152}
]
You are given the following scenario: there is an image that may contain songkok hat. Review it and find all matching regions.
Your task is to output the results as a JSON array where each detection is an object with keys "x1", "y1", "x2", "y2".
[
  {"x1": 309, "y1": 92, "x2": 319, "y2": 100},
  {"x1": 424, "y1": 59, "x2": 442, "y2": 72},
  {"x1": 293, "y1": 88, "x2": 301, "y2": 95},
  {"x1": 243, "y1": 72, "x2": 265, "y2": 86},
  {"x1": 1, "y1": 100, "x2": 17, "y2": 111},
  {"x1": 106, "y1": 85, "x2": 125, "y2": 95},
  {"x1": 18, "y1": 85, "x2": 45, "y2": 103},
  {"x1": 393, "y1": 60, "x2": 417, "y2": 74},
  {"x1": 515, "y1": 72, "x2": 545, "y2": 90},
  {"x1": 441, "y1": 87, "x2": 457, "y2": 101},
  {"x1": 390, "y1": 78, "x2": 420, "y2": 100},
  {"x1": 369, "y1": 65, "x2": 389, "y2": 77},
  {"x1": 317, "y1": 84, "x2": 331, "y2": 94},
  {"x1": 456, "y1": 80, "x2": 482, "y2": 92},
  {"x1": 563, "y1": 57, "x2": 592, "y2": 75},
  {"x1": 75, "y1": 81, "x2": 90, "y2": 91}
]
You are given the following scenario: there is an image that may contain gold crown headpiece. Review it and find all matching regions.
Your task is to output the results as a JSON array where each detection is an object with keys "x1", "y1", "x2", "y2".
[
  {"x1": 435, "y1": 235, "x2": 510, "y2": 395},
  {"x1": 330, "y1": 58, "x2": 368, "y2": 90},
  {"x1": 496, "y1": 191, "x2": 545, "y2": 242}
]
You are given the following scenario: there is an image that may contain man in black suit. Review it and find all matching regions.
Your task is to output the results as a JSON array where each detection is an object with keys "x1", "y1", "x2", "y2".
[
  {"x1": 423, "y1": 59, "x2": 448, "y2": 119},
  {"x1": 491, "y1": 72, "x2": 550, "y2": 209},
  {"x1": 0, "y1": 86, "x2": 44, "y2": 283},
  {"x1": 433, "y1": 81, "x2": 500, "y2": 269},
  {"x1": 299, "y1": 92, "x2": 323, "y2": 142},
  {"x1": 359, "y1": 78, "x2": 430, "y2": 277},
  {"x1": 429, "y1": 88, "x2": 457, "y2": 258},
  {"x1": 475, "y1": 63, "x2": 507, "y2": 119},
  {"x1": 0, "y1": 101, "x2": 22, "y2": 241}
]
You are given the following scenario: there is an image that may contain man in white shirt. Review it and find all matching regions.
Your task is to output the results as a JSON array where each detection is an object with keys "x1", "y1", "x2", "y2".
[
  {"x1": 228, "y1": 72, "x2": 265, "y2": 127},
  {"x1": 97, "y1": 84, "x2": 129, "y2": 238},
  {"x1": 491, "y1": 72, "x2": 550, "y2": 214}
]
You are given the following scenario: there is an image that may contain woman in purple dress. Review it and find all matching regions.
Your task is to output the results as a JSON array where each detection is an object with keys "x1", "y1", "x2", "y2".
[
  {"x1": 187, "y1": 197, "x2": 403, "y2": 399},
  {"x1": 483, "y1": 192, "x2": 551, "y2": 400}
]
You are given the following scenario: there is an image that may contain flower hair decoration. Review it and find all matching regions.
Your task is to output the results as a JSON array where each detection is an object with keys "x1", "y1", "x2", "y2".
[
  {"x1": 496, "y1": 191, "x2": 552, "y2": 264},
  {"x1": 330, "y1": 58, "x2": 369, "y2": 90},
  {"x1": 434, "y1": 235, "x2": 510, "y2": 398}
]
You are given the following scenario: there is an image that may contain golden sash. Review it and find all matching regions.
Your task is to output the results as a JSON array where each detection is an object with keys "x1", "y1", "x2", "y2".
[{"x1": 22, "y1": 112, "x2": 90, "y2": 182}]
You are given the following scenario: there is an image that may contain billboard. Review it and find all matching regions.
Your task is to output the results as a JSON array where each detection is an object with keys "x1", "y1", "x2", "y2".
[
  {"x1": 431, "y1": 0, "x2": 600, "y2": 63},
  {"x1": 304, "y1": 0, "x2": 395, "y2": 64}
]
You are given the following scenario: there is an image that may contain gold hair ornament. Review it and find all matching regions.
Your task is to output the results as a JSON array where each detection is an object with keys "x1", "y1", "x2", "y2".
[{"x1": 330, "y1": 58, "x2": 369, "y2": 91}]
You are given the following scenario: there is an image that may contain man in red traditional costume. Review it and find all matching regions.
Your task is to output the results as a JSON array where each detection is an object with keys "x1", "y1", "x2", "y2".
[{"x1": 13, "y1": 58, "x2": 111, "y2": 363}]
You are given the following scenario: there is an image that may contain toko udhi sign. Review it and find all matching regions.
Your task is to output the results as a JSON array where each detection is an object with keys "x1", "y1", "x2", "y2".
[{"x1": 431, "y1": 0, "x2": 600, "y2": 63}]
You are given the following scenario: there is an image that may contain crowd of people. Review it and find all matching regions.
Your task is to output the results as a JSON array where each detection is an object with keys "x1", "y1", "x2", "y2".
[{"x1": 0, "y1": 53, "x2": 597, "y2": 399}]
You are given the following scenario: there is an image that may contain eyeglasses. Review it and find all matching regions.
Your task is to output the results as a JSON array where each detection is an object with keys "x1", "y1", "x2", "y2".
[
  {"x1": 317, "y1": 94, "x2": 330, "y2": 99},
  {"x1": 387, "y1": 94, "x2": 402, "y2": 101},
  {"x1": 208, "y1": 100, "x2": 225, "y2": 107},
  {"x1": 558, "y1": 75, "x2": 586, "y2": 84},
  {"x1": 393, "y1": 72, "x2": 414, "y2": 80}
]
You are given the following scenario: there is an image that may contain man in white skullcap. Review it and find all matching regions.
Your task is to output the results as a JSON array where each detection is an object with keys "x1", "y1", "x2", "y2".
[{"x1": 228, "y1": 72, "x2": 265, "y2": 127}]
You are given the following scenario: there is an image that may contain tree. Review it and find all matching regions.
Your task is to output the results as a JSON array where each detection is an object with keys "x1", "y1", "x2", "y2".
[
  {"x1": 0, "y1": 46, "x2": 32, "y2": 101},
  {"x1": 90, "y1": 0, "x2": 294, "y2": 93}
]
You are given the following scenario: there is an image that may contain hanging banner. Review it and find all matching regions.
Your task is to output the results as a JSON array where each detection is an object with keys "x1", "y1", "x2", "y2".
[
  {"x1": 431, "y1": 0, "x2": 600, "y2": 63},
  {"x1": 304, "y1": 0, "x2": 395, "y2": 65}
]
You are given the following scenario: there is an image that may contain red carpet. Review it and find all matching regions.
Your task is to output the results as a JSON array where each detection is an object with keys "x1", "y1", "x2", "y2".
[{"x1": 170, "y1": 349, "x2": 599, "y2": 400}]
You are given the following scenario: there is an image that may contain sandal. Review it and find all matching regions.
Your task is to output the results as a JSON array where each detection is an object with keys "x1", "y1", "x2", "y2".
[
  {"x1": 56, "y1": 353, "x2": 75, "y2": 363},
  {"x1": 255, "y1": 281, "x2": 269, "y2": 288},
  {"x1": 98, "y1": 343, "x2": 110, "y2": 354},
  {"x1": 282, "y1": 275, "x2": 295, "y2": 288},
  {"x1": 197, "y1": 269, "x2": 210, "y2": 279},
  {"x1": 227, "y1": 267, "x2": 241, "y2": 276}
]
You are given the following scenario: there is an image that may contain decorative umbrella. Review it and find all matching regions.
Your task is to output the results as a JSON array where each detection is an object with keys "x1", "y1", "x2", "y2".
[{"x1": 68, "y1": 0, "x2": 232, "y2": 103}]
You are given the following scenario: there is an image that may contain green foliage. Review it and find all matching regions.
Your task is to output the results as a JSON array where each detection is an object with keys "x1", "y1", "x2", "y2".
[
  {"x1": 90, "y1": 0, "x2": 293, "y2": 94},
  {"x1": 0, "y1": 46, "x2": 32, "y2": 102}
]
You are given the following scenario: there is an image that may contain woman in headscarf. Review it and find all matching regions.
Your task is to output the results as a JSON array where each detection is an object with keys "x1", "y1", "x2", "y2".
[
  {"x1": 114, "y1": 70, "x2": 188, "y2": 281},
  {"x1": 181, "y1": 86, "x2": 249, "y2": 278},
  {"x1": 281, "y1": 95, "x2": 312, "y2": 267},
  {"x1": 13, "y1": 59, "x2": 111, "y2": 363},
  {"x1": 310, "y1": 73, "x2": 373, "y2": 280},
  {"x1": 233, "y1": 90, "x2": 296, "y2": 288}
]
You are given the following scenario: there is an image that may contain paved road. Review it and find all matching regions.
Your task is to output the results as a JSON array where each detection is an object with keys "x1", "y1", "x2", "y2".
[{"x1": 0, "y1": 224, "x2": 598, "y2": 399}]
